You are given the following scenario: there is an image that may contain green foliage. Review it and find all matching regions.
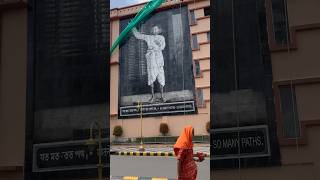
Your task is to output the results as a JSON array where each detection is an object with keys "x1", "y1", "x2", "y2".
[
  {"x1": 113, "y1": 125, "x2": 123, "y2": 137},
  {"x1": 159, "y1": 123, "x2": 169, "y2": 136}
]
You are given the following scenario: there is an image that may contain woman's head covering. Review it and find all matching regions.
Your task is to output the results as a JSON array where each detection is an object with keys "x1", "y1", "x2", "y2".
[{"x1": 174, "y1": 125, "x2": 194, "y2": 153}]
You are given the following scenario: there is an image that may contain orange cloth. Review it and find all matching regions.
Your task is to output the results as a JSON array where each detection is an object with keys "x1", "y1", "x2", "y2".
[
  {"x1": 174, "y1": 126, "x2": 197, "y2": 180},
  {"x1": 176, "y1": 149, "x2": 197, "y2": 180},
  {"x1": 174, "y1": 125, "x2": 194, "y2": 155}
]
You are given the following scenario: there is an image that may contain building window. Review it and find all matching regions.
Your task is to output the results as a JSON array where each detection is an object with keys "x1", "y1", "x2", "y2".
[
  {"x1": 192, "y1": 34, "x2": 199, "y2": 49},
  {"x1": 204, "y1": 7, "x2": 210, "y2": 16},
  {"x1": 207, "y1": 32, "x2": 210, "y2": 42},
  {"x1": 271, "y1": 0, "x2": 290, "y2": 44},
  {"x1": 189, "y1": 10, "x2": 196, "y2": 25},
  {"x1": 197, "y1": 89, "x2": 204, "y2": 106},
  {"x1": 194, "y1": 60, "x2": 201, "y2": 76},
  {"x1": 279, "y1": 86, "x2": 300, "y2": 138}
]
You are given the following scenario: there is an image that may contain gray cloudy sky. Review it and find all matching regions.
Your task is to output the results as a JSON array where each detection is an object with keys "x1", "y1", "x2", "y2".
[{"x1": 110, "y1": 0, "x2": 149, "y2": 9}]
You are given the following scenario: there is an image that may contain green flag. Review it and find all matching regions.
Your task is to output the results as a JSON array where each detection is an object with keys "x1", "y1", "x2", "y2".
[{"x1": 110, "y1": 0, "x2": 165, "y2": 54}]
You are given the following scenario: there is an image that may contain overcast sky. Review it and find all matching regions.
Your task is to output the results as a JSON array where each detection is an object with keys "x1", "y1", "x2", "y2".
[{"x1": 110, "y1": 0, "x2": 149, "y2": 9}]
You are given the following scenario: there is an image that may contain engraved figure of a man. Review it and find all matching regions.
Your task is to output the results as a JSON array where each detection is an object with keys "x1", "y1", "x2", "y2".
[{"x1": 132, "y1": 26, "x2": 166, "y2": 102}]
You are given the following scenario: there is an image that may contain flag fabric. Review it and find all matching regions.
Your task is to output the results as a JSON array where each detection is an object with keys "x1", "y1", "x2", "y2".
[{"x1": 110, "y1": 0, "x2": 165, "y2": 54}]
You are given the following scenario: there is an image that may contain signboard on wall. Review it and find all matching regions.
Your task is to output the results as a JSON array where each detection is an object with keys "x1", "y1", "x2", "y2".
[
  {"x1": 118, "y1": 6, "x2": 197, "y2": 118},
  {"x1": 33, "y1": 139, "x2": 109, "y2": 172},
  {"x1": 212, "y1": 125, "x2": 270, "y2": 160}
]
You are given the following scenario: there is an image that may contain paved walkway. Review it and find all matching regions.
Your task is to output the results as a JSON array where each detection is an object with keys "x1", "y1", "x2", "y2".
[{"x1": 111, "y1": 155, "x2": 210, "y2": 180}]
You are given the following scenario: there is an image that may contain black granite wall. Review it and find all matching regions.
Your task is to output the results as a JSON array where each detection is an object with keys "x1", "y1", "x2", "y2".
[
  {"x1": 25, "y1": 0, "x2": 110, "y2": 179},
  {"x1": 211, "y1": 0, "x2": 281, "y2": 169}
]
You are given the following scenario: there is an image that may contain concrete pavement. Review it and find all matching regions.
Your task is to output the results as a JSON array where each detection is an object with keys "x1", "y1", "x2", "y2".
[{"x1": 110, "y1": 155, "x2": 210, "y2": 180}]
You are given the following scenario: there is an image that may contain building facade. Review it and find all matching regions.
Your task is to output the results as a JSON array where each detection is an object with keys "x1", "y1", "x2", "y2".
[
  {"x1": 212, "y1": 0, "x2": 320, "y2": 179},
  {"x1": 0, "y1": 0, "x2": 320, "y2": 179},
  {"x1": 110, "y1": 0, "x2": 211, "y2": 139}
]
